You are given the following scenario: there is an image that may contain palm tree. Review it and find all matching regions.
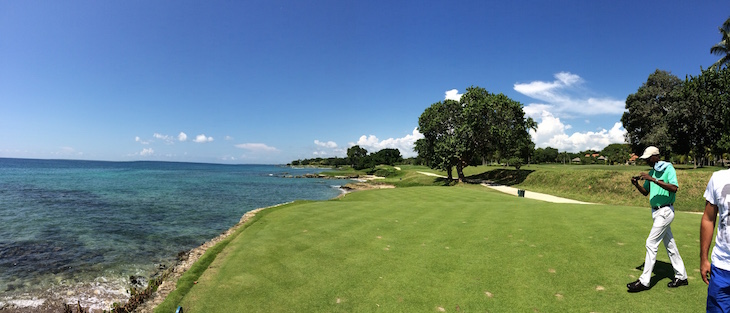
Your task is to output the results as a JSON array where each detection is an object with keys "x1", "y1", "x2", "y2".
[{"x1": 710, "y1": 17, "x2": 730, "y2": 70}]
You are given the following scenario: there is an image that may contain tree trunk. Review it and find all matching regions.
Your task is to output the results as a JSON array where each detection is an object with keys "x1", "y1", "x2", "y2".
[
  {"x1": 447, "y1": 167, "x2": 453, "y2": 181},
  {"x1": 456, "y1": 162, "x2": 465, "y2": 183}
]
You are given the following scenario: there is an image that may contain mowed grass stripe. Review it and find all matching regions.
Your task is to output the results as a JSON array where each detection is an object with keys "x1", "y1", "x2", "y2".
[{"x1": 163, "y1": 185, "x2": 706, "y2": 312}]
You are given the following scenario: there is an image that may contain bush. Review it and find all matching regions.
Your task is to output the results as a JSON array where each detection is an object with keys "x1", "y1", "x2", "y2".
[
  {"x1": 371, "y1": 167, "x2": 398, "y2": 178},
  {"x1": 502, "y1": 157, "x2": 524, "y2": 170}
]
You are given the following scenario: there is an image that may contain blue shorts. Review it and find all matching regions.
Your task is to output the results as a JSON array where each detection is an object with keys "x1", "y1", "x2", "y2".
[{"x1": 708, "y1": 264, "x2": 730, "y2": 313}]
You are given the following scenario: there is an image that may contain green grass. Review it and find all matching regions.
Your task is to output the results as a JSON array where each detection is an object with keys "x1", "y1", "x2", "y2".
[
  {"x1": 420, "y1": 164, "x2": 720, "y2": 212},
  {"x1": 158, "y1": 185, "x2": 708, "y2": 312}
]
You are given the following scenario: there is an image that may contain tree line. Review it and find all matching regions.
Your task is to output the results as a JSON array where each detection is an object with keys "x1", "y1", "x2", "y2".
[
  {"x1": 621, "y1": 16, "x2": 730, "y2": 167},
  {"x1": 621, "y1": 67, "x2": 730, "y2": 167},
  {"x1": 290, "y1": 146, "x2": 406, "y2": 169}
]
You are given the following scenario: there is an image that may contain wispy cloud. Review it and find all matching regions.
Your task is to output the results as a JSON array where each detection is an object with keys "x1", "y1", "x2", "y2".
[
  {"x1": 193, "y1": 134, "x2": 214, "y2": 143},
  {"x1": 349, "y1": 128, "x2": 424, "y2": 158},
  {"x1": 530, "y1": 110, "x2": 626, "y2": 152},
  {"x1": 153, "y1": 133, "x2": 175, "y2": 144},
  {"x1": 514, "y1": 72, "x2": 625, "y2": 117},
  {"x1": 514, "y1": 73, "x2": 627, "y2": 152},
  {"x1": 135, "y1": 136, "x2": 151, "y2": 145},
  {"x1": 53, "y1": 146, "x2": 83, "y2": 156},
  {"x1": 235, "y1": 143, "x2": 279, "y2": 152},
  {"x1": 314, "y1": 140, "x2": 338, "y2": 148},
  {"x1": 140, "y1": 148, "x2": 154, "y2": 156}
]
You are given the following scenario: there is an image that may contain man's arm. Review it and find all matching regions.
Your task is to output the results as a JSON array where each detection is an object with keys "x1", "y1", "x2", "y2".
[
  {"x1": 701, "y1": 200, "x2": 719, "y2": 284},
  {"x1": 639, "y1": 172, "x2": 678, "y2": 193},
  {"x1": 632, "y1": 175, "x2": 649, "y2": 196}
]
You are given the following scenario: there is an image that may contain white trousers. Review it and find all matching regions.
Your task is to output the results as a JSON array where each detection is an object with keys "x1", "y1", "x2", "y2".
[{"x1": 639, "y1": 205, "x2": 688, "y2": 286}]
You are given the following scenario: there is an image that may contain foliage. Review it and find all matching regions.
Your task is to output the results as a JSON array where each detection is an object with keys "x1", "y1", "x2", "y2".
[
  {"x1": 369, "y1": 148, "x2": 403, "y2": 166},
  {"x1": 370, "y1": 166, "x2": 398, "y2": 178},
  {"x1": 290, "y1": 157, "x2": 349, "y2": 167},
  {"x1": 502, "y1": 157, "x2": 524, "y2": 170},
  {"x1": 601, "y1": 143, "x2": 631, "y2": 164},
  {"x1": 669, "y1": 66, "x2": 729, "y2": 167},
  {"x1": 621, "y1": 69, "x2": 683, "y2": 157},
  {"x1": 292, "y1": 148, "x2": 404, "y2": 170},
  {"x1": 711, "y1": 16, "x2": 730, "y2": 70},
  {"x1": 415, "y1": 99, "x2": 462, "y2": 180},
  {"x1": 416, "y1": 86, "x2": 535, "y2": 182},
  {"x1": 347, "y1": 145, "x2": 368, "y2": 168},
  {"x1": 532, "y1": 147, "x2": 559, "y2": 163}
]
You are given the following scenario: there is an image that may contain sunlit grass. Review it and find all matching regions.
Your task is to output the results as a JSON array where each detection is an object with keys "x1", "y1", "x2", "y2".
[{"x1": 158, "y1": 185, "x2": 707, "y2": 312}]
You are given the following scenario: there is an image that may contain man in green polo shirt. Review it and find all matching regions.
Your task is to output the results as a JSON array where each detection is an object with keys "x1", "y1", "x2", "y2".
[{"x1": 626, "y1": 146, "x2": 688, "y2": 292}]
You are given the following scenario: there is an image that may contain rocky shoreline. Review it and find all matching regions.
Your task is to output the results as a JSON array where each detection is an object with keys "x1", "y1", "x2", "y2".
[{"x1": 0, "y1": 174, "x2": 387, "y2": 313}]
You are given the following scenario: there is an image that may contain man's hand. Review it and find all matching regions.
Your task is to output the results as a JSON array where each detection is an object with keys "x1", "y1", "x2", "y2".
[
  {"x1": 701, "y1": 200, "x2": 720, "y2": 285},
  {"x1": 702, "y1": 260, "x2": 712, "y2": 284},
  {"x1": 639, "y1": 172, "x2": 653, "y2": 182}
]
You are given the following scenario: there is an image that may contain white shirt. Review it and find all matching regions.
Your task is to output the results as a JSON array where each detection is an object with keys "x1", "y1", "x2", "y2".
[{"x1": 705, "y1": 169, "x2": 730, "y2": 271}]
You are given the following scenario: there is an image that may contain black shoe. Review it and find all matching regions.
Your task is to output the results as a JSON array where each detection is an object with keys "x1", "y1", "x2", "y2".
[
  {"x1": 627, "y1": 280, "x2": 650, "y2": 292},
  {"x1": 667, "y1": 278, "x2": 688, "y2": 288}
]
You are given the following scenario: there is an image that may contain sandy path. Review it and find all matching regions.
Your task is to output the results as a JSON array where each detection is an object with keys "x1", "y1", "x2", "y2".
[{"x1": 416, "y1": 171, "x2": 593, "y2": 204}]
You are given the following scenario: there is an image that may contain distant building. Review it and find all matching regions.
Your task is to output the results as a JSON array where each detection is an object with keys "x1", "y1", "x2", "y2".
[
  {"x1": 571, "y1": 157, "x2": 582, "y2": 163},
  {"x1": 628, "y1": 153, "x2": 639, "y2": 165}
]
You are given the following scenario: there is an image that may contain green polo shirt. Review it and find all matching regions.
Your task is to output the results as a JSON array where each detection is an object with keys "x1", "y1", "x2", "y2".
[{"x1": 643, "y1": 163, "x2": 678, "y2": 208}]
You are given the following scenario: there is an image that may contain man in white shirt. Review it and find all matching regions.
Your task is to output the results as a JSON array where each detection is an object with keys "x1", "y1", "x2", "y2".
[{"x1": 701, "y1": 169, "x2": 730, "y2": 312}]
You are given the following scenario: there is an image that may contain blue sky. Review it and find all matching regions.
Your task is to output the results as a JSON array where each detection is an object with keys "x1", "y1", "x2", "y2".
[{"x1": 1, "y1": 1, "x2": 727, "y2": 164}]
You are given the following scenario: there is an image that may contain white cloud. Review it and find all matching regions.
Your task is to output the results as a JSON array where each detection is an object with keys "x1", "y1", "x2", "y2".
[
  {"x1": 140, "y1": 148, "x2": 154, "y2": 156},
  {"x1": 514, "y1": 72, "x2": 625, "y2": 117},
  {"x1": 530, "y1": 110, "x2": 626, "y2": 152},
  {"x1": 154, "y1": 133, "x2": 175, "y2": 144},
  {"x1": 445, "y1": 89, "x2": 463, "y2": 101},
  {"x1": 349, "y1": 128, "x2": 424, "y2": 158},
  {"x1": 225, "y1": 136, "x2": 234, "y2": 141},
  {"x1": 314, "y1": 140, "x2": 338, "y2": 148},
  {"x1": 135, "y1": 136, "x2": 150, "y2": 145},
  {"x1": 235, "y1": 143, "x2": 279, "y2": 152},
  {"x1": 193, "y1": 134, "x2": 214, "y2": 143},
  {"x1": 178, "y1": 132, "x2": 188, "y2": 142}
]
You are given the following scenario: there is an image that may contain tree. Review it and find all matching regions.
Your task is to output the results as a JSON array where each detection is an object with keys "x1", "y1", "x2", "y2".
[
  {"x1": 542, "y1": 147, "x2": 559, "y2": 163},
  {"x1": 621, "y1": 70, "x2": 683, "y2": 157},
  {"x1": 670, "y1": 66, "x2": 730, "y2": 167},
  {"x1": 371, "y1": 148, "x2": 403, "y2": 166},
  {"x1": 711, "y1": 17, "x2": 730, "y2": 70},
  {"x1": 417, "y1": 86, "x2": 535, "y2": 181},
  {"x1": 415, "y1": 99, "x2": 462, "y2": 180},
  {"x1": 347, "y1": 145, "x2": 368, "y2": 169},
  {"x1": 601, "y1": 143, "x2": 631, "y2": 165}
]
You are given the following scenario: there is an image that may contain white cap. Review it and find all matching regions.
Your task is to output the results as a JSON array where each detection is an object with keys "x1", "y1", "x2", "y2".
[{"x1": 639, "y1": 146, "x2": 660, "y2": 159}]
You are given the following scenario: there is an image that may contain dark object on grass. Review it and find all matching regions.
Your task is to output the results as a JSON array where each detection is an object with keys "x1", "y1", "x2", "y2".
[
  {"x1": 176, "y1": 306, "x2": 184, "y2": 313},
  {"x1": 627, "y1": 280, "x2": 650, "y2": 292}
]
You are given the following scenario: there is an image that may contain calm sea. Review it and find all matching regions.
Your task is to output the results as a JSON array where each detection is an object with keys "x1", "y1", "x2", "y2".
[{"x1": 0, "y1": 158, "x2": 345, "y2": 304}]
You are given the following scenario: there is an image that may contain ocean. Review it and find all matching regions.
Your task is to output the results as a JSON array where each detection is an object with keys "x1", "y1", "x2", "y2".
[{"x1": 0, "y1": 158, "x2": 346, "y2": 309}]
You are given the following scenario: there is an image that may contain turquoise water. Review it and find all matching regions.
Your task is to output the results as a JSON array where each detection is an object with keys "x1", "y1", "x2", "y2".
[{"x1": 0, "y1": 158, "x2": 344, "y2": 297}]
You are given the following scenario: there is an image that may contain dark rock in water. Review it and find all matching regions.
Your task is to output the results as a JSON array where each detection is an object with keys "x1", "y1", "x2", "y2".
[{"x1": 129, "y1": 275, "x2": 146, "y2": 288}]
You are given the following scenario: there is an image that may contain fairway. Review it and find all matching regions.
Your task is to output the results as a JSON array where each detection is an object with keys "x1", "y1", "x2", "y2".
[{"x1": 162, "y1": 185, "x2": 707, "y2": 312}]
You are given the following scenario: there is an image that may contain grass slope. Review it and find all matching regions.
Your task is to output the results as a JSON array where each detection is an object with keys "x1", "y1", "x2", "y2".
[
  {"x1": 415, "y1": 164, "x2": 718, "y2": 212},
  {"x1": 161, "y1": 185, "x2": 707, "y2": 312}
]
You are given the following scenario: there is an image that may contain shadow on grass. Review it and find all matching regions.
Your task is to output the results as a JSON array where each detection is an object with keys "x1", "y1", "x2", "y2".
[
  {"x1": 634, "y1": 260, "x2": 678, "y2": 289},
  {"x1": 434, "y1": 177, "x2": 459, "y2": 186},
  {"x1": 466, "y1": 169, "x2": 535, "y2": 186}
]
